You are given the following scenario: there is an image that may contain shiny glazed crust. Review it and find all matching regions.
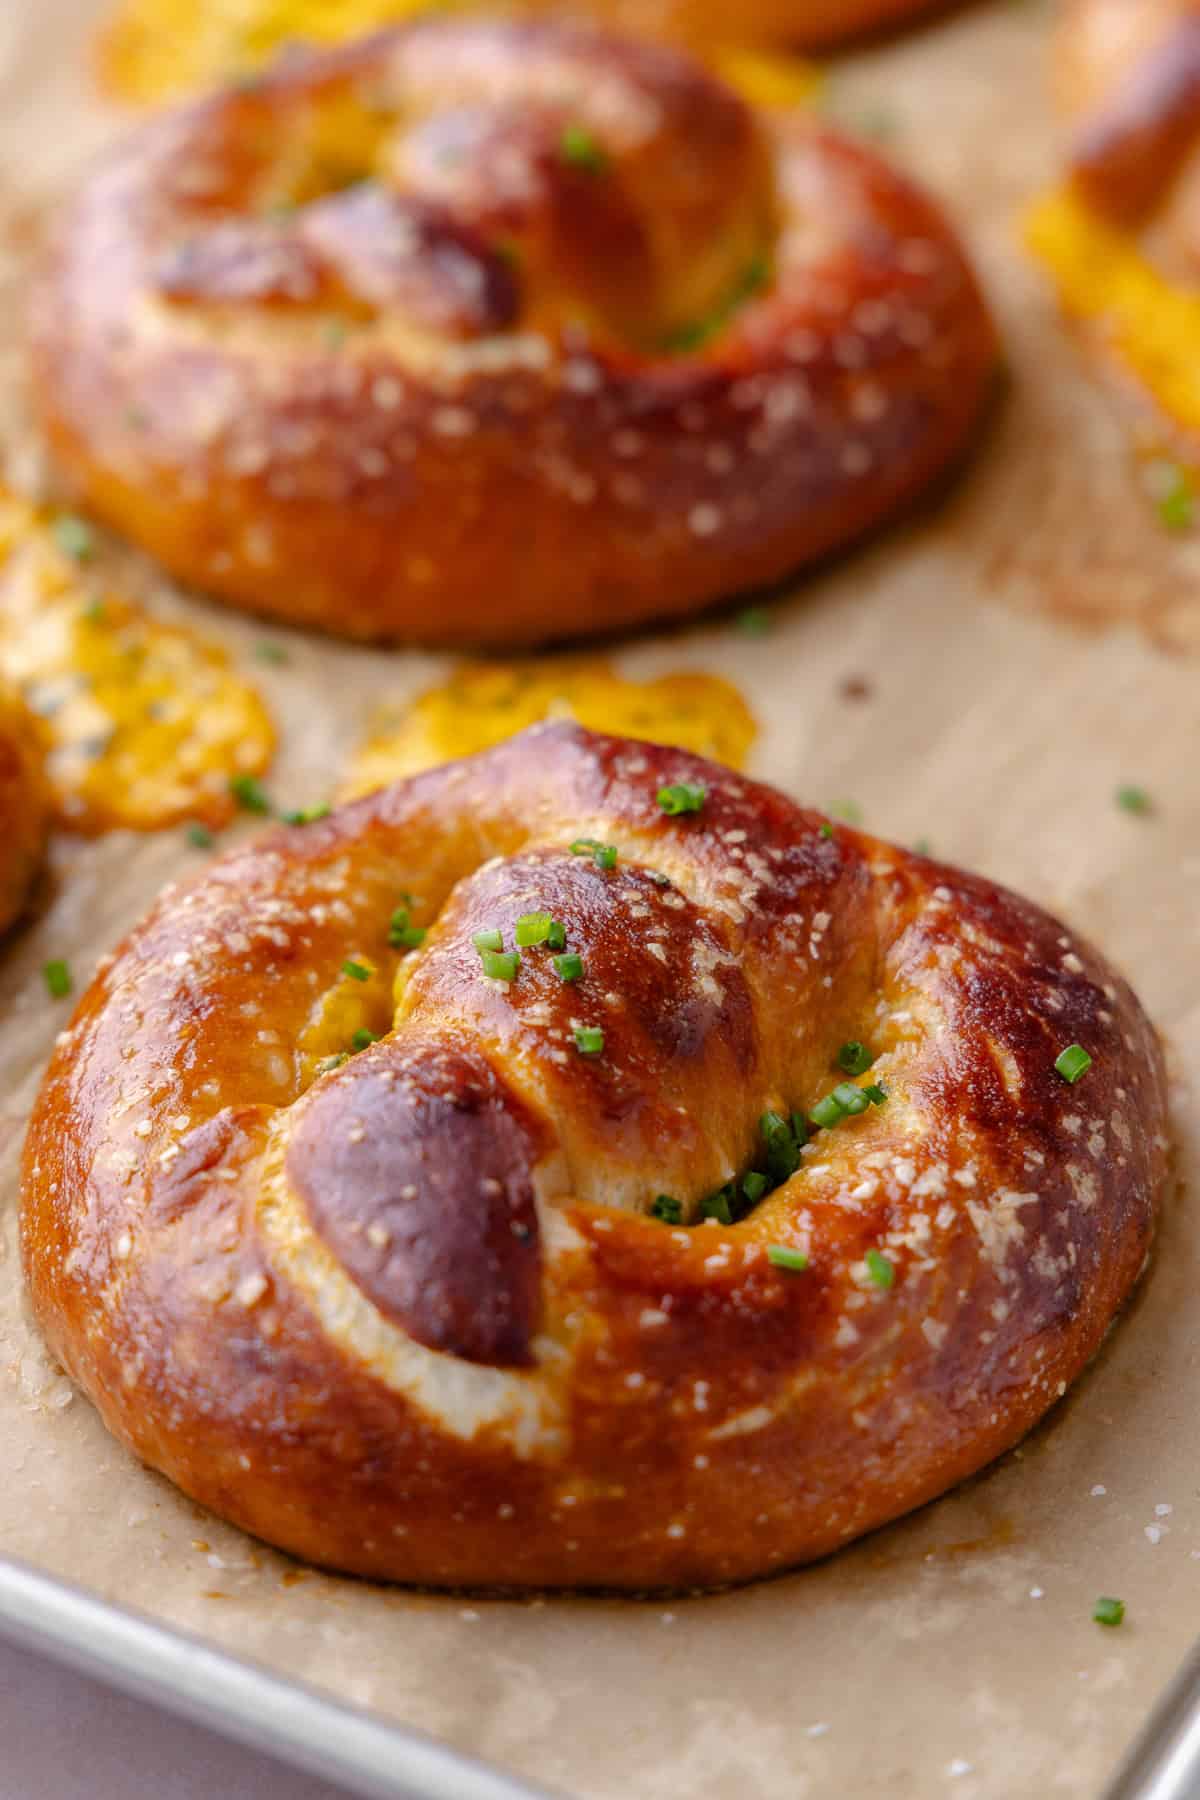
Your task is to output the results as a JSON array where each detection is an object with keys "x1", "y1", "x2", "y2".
[
  {"x1": 1061, "y1": 0, "x2": 1200, "y2": 243},
  {"x1": 21, "y1": 725, "x2": 1167, "y2": 1589},
  {"x1": 31, "y1": 21, "x2": 998, "y2": 648},
  {"x1": 0, "y1": 684, "x2": 49, "y2": 936}
]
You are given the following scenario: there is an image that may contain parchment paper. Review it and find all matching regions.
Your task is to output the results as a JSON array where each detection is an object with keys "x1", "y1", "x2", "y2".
[{"x1": 2, "y1": 3, "x2": 1199, "y2": 1795}]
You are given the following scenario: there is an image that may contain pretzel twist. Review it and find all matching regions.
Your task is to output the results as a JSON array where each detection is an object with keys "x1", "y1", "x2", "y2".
[
  {"x1": 0, "y1": 685, "x2": 49, "y2": 935},
  {"x1": 33, "y1": 20, "x2": 997, "y2": 646},
  {"x1": 21, "y1": 725, "x2": 1166, "y2": 1588}
]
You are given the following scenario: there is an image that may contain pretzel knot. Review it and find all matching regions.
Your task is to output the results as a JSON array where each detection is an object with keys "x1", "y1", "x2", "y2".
[
  {"x1": 21, "y1": 726, "x2": 1166, "y2": 1588},
  {"x1": 0, "y1": 684, "x2": 48, "y2": 935},
  {"x1": 32, "y1": 20, "x2": 997, "y2": 646}
]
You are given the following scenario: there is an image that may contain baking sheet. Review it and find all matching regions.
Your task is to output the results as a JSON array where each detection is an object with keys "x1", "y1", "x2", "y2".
[{"x1": 2, "y1": 2, "x2": 1200, "y2": 1796}]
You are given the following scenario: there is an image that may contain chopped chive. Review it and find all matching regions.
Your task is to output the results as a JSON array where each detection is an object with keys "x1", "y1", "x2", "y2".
[
  {"x1": 862, "y1": 1082, "x2": 888, "y2": 1106},
  {"x1": 699, "y1": 1187, "x2": 733, "y2": 1225},
  {"x1": 735, "y1": 606, "x2": 771, "y2": 637},
  {"x1": 185, "y1": 822, "x2": 214, "y2": 849},
  {"x1": 473, "y1": 927, "x2": 504, "y2": 953},
  {"x1": 760, "y1": 1109, "x2": 801, "y2": 1183},
  {"x1": 315, "y1": 1052, "x2": 349, "y2": 1074},
  {"x1": 229, "y1": 773, "x2": 271, "y2": 814},
  {"x1": 569, "y1": 838, "x2": 618, "y2": 871},
  {"x1": 742, "y1": 1170, "x2": 768, "y2": 1205},
  {"x1": 865, "y1": 1248, "x2": 894, "y2": 1290},
  {"x1": 767, "y1": 1245, "x2": 809, "y2": 1273},
  {"x1": 1155, "y1": 463, "x2": 1194, "y2": 532},
  {"x1": 573, "y1": 1024, "x2": 605, "y2": 1055},
  {"x1": 560, "y1": 124, "x2": 607, "y2": 174},
  {"x1": 43, "y1": 958, "x2": 72, "y2": 1000},
  {"x1": 350, "y1": 1029, "x2": 379, "y2": 1052},
  {"x1": 81, "y1": 596, "x2": 106, "y2": 624},
  {"x1": 481, "y1": 948, "x2": 520, "y2": 982},
  {"x1": 810, "y1": 1092, "x2": 845, "y2": 1130},
  {"x1": 819, "y1": 823, "x2": 835, "y2": 840},
  {"x1": 1093, "y1": 1596, "x2": 1125, "y2": 1628},
  {"x1": 1116, "y1": 786, "x2": 1151, "y2": 816},
  {"x1": 832, "y1": 1080, "x2": 870, "y2": 1116},
  {"x1": 1055, "y1": 1044, "x2": 1092, "y2": 1084},
  {"x1": 282, "y1": 803, "x2": 330, "y2": 825},
  {"x1": 554, "y1": 951, "x2": 584, "y2": 983},
  {"x1": 389, "y1": 920, "x2": 426, "y2": 950},
  {"x1": 837, "y1": 1041, "x2": 874, "y2": 1076},
  {"x1": 342, "y1": 959, "x2": 371, "y2": 982},
  {"x1": 515, "y1": 912, "x2": 562, "y2": 948},
  {"x1": 254, "y1": 641, "x2": 288, "y2": 665},
  {"x1": 657, "y1": 782, "x2": 707, "y2": 816},
  {"x1": 789, "y1": 1111, "x2": 810, "y2": 1146},
  {"x1": 52, "y1": 514, "x2": 95, "y2": 562},
  {"x1": 651, "y1": 1194, "x2": 682, "y2": 1224}
]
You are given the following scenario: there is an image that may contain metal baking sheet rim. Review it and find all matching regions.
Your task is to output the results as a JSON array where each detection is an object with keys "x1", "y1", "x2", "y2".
[
  {"x1": 0, "y1": 1556, "x2": 559, "y2": 1800},
  {"x1": 1, "y1": 1553, "x2": 1198, "y2": 1800}
]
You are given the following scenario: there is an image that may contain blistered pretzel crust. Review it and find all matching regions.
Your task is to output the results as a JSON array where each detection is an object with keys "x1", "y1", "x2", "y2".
[
  {"x1": 21, "y1": 725, "x2": 1165, "y2": 1588},
  {"x1": 32, "y1": 20, "x2": 997, "y2": 646}
]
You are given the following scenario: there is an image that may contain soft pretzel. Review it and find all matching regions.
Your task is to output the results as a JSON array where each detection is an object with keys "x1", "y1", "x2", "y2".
[
  {"x1": 0, "y1": 684, "x2": 49, "y2": 936},
  {"x1": 1061, "y1": 0, "x2": 1200, "y2": 247},
  {"x1": 34, "y1": 20, "x2": 997, "y2": 647},
  {"x1": 21, "y1": 725, "x2": 1166, "y2": 1588}
]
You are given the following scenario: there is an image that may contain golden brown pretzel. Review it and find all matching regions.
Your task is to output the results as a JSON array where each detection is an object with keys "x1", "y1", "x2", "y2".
[
  {"x1": 0, "y1": 683, "x2": 49, "y2": 936},
  {"x1": 22, "y1": 725, "x2": 1166, "y2": 1588},
  {"x1": 1061, "y1": 0, "x2": 1200, "y2": 255},
  {"x1": 33, "y1": 20, "x2": 997, "y2": 647}
]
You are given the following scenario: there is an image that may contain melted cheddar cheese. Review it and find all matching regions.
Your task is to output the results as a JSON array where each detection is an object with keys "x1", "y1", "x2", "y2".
[
  {"x1": 0, "y1": 490, "x2": 275, "y2": 833},
  {"x1": 98, "y1": 0, "x2": 818, "y2": 110},
  {"x1": 340, "y1": 659, "x2": 757, "y2": 800},
  {"x1": 1026, "y1": 184, "x2": 1200, "y2": 436}
]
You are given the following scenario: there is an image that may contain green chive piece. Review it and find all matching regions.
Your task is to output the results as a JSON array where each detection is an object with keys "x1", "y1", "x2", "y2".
[
  {"x1": 574, "y1": 1024, "x2": 605, "y2": 1055},
  {"x1": 742, "y1": 1170, "x2": 768, "y2": 1205},
  {"x1": 1155, "y1": 463, "x2": 1195, "y2": 532},
  {"x1": 515, "y1": 912, "x2": 555, "y2": 947},
  {"x1": 81, "y1": 597, "x2": 106, "y2": 624},
  {"x1": 554, "y1": 952, "x2": 584, "y2": 983},
  {"x1": 342, "y1": 959, "x2": 371, "y2": 982},
  {"x1": 865, "y1": 1248, "x2": 894, "y2": 1290},
  {"x1": 651, "y1": 1194, "x2": 683, "y2": 1224},
  {"x1": 52, "y1": 514, "x2": 95, "y2": 562},
  {"x1": 229, "y1": 773, "x2": 271, "y2": 814},
  {"x1": 862, "y1": 1083, "x2": 888, "y2": 1106},
  {"x1": 1093, "y1": 1596, "x2": 1125, "y2": 1628},
  {"x1": 254, "y1": 642, "x2": 288, "y2": 665},
  {"x1": 767, "y1": 1245, "x2": 809, "y2": 1273},
  {"x1": 790, "y1": 1111, "x2": 810, "y2": 1146},
  {"x1": 1055, "y1": 1044, "x2": 1093, "y2": 1084},
  {"x1": 43, "y1": 959, "x2": 72, "y2": 1000},
  {"x1": 282, "y1": 803, "x2": 330, "y2": 825},
  {"x1": 472, "y1": 927, "x2": 504, "y2": 953},
  {"x1": 832, "y1": 1081, "x2": 870, "y2": 1116},
  {"x1": 315, "y1": 1052, "x2": 349, "y2": 1075},
  {"x1": 735, "y1": 606, "x2": 771, "y2": 637},
  {"x1": 819, "y1": 823, "x2": 835, "y2": 840},
  {"x1": 547, "y1": 919, "x2": 567, "y2": 951},
  {"x1": 1116, "y1": 786, "x2": 1151, "y2": 816},
  {"x1": 700, "y1": 1188, "x2": 733, "y2": 1225},
  {"x1": 760, "y1": 1109, "x2": 801, "y2": 1183},
  {"x1": 810, "y1": 1092, "x2": 846, "y2": 1130},
  {"x1": 389, "y1": 906, "x2": 426, "y2": 949},
  {"x1": 481, "y1": 948, "x2": 520, "y2": 982},
  {"x1": 350, "y1": 1029, "x2": 379, "y2": 1052},
  {"x1": 560, "y1": 124, "x2": 607, "y2": 174},
  {"x1": 186, "y1": 822, "x2": 214, "y2": 849},
  {"x1": 837, "y1": 1041, "x2": 874, "y2": 1075},
  {"x1": 569, "y1": 838, "x2": 618, "y2": 871},
  {"x1": 657, "y1": 782, "x2": 707, "y2": 816}
]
